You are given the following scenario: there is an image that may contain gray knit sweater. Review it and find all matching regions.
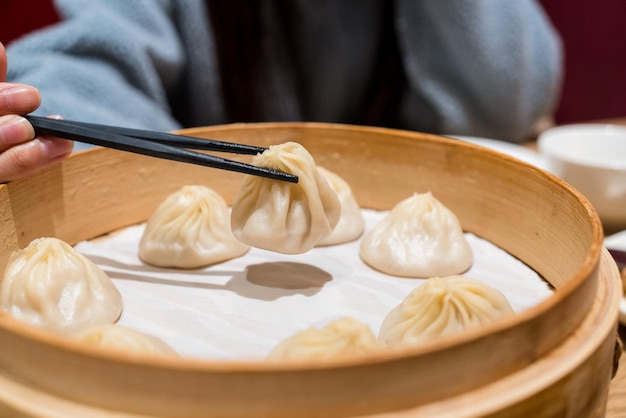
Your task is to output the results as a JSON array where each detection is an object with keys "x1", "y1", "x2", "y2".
[{"x1": 7, "y1": 0, "x2": 562, "y2": 146}]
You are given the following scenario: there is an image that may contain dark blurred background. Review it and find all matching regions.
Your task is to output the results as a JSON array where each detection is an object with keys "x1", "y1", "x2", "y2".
[{"x1": 1, "y1": 0, "x2": 624, "y2": 125}]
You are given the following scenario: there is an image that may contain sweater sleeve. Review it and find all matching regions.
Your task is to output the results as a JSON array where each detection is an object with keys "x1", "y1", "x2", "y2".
[
  {"x1": 6, "y1": 0, "x2": 199, "y2": 132},
  {"x1": 395, "y1": 0, "x2": 563, "y2": 142},
  {"x1": 8, "y1": 0, "x2": 561, "y2": 144}
]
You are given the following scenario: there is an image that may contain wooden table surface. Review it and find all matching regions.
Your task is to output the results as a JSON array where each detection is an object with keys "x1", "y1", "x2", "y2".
[
  {"x1": 595, "y1": 117, "x2": 626, "y2": 417},
  {"x1": 607, "y1": 326, "x2": 626, "y2": 417}
]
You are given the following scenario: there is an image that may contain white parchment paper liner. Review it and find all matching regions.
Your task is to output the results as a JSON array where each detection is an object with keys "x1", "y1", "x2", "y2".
[{"x1": 75, "y1": 210, "x2": 553, "y2": 360}]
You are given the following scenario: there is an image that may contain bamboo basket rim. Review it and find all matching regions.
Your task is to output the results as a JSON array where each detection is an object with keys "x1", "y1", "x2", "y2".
[
  {"x1": 0, "y1": 122, "x2": 605, "y2": 370},
  {"x1": 0, "y1": 122, "x2": 612, "y2": 418},
  {"x1": 0, "y1": 232, "x2": 618, "y2": 418}
]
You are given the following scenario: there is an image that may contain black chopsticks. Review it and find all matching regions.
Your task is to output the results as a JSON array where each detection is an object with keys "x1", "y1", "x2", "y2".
[{"x1": 26, "y1": 116, "x2": 298, "y2": 183}]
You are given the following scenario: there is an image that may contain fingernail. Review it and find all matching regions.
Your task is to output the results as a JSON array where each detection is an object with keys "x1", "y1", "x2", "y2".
[
  {"x1": 39, "y1": 137, "x2": 74, "y2": 160},
  {"x1": 0, "y1": 86, "x2": 40, "y2": 112},
  {"x1": 0, "y1": 115, "x2": 34, "y2": 146}
]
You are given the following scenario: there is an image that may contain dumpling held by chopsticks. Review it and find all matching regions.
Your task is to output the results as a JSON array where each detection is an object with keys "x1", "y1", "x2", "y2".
[{"x1": 231, "y1": 142, "x2": 341, "y2": 254}]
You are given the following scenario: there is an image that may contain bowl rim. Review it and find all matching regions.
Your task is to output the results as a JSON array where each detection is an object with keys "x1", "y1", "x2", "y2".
[{"x1": 537, "y1": 123, "x2": 626, "y2": 170}]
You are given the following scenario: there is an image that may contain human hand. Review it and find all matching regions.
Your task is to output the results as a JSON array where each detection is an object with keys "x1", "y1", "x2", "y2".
[{"x1": 0, "y1": 42, "x2": 73, "y2": 182}]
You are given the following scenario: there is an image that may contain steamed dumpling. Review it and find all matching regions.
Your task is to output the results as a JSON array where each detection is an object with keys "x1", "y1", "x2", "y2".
[
  {"x1": 139, "y1": 185, "x2": 249, "y2": 268},
  {"x1": 267, "y1": 317, "x2": 382, "y2": 361},
  {"x1": 315, "y1": 167, "x2": 365, "y2": 246},
  {"x1": 0, "y1": 237, "x2": 123, "y2": 334},
  {"x1": 75, "y1": 324, "x2": 178, "y2": 357},
  {"x1": 359, "y1": 192, "x2": 472, "y2": 277},
  {"x1": 379, "y1": 275, "x2": 514, "y2": 345},
  {"x1": 231, "y1": 142, "x2": 341, "y2": 254}
]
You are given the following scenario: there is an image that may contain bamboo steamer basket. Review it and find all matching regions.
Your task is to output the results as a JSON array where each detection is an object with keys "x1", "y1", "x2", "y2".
[{"x1": 0, "y1": 123, "x2": 620, "y2": 418}]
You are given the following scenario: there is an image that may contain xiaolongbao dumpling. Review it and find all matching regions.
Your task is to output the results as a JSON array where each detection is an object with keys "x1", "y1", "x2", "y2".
[
  {"x1": 267, "y1": 317, "x2": 382, "y2": 361},
  {"x1": 359, "y1": 192, "x2": 472, "y2": 277},
  {"x1": 379, "y1": 275, "x2": 514, "y2": 345},
  {"x1": 315, "y1": 167, "x2": 365, "y2": 246},
  {"x1": 75, "y1": 324, "x2": 178, "y2": 357},
  {"x1": 0, "y1": 237, "x2": 123, "y2": 334},
  {"x1": 139, "y1": 185, "x2": 249, "y2": 268},
  {"x1": 231, "y1": 142, "x2": 341, "y2": 254}
]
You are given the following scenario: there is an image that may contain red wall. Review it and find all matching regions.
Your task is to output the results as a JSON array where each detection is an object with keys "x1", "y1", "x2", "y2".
[
  {"x1": 541, "y1": 0, "x2": 626, "y2": 123},
  {"x1": 0, "y1": 0, "x2": 59, "y2": 46}
]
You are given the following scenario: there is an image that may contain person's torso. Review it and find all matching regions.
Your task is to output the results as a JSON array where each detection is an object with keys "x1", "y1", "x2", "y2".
[{"x1": 206, "y1": 0, "x2": 405, "y2": 126}]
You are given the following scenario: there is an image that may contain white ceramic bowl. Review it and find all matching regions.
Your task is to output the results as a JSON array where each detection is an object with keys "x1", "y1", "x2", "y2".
[{"x1": 538, "y1": 124, "x2": 626, "y2": 230}]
